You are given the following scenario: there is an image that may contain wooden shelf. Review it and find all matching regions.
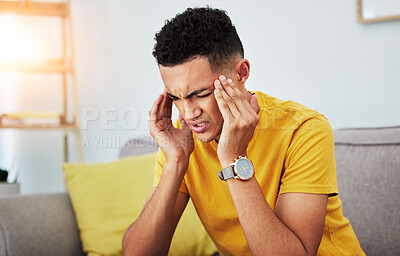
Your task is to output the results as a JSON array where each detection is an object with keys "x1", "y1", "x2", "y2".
[
  {"x1": 0, "y1": 122, "x2": 78, "y2": 130},
  {"x1": 0, "y1": 0, "x2": 83, "y2": 162},
  {"x1": 0, "y1": 61, "x2": 68, "y2": 73},
  {"x1": 0, "y1": 1, "x2": 67, "y2": 17}
]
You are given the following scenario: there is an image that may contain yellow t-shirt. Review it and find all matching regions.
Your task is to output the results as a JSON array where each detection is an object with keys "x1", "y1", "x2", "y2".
[{"x1": 153, "y1": 91, "x2": 365, "y2": 256}]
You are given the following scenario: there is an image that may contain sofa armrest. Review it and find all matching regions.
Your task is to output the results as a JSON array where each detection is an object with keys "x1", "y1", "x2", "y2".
[
  {"x1": 0, "y1": 192, "x2": 84, "y2": 256},
  {"x1": 334, "y1": 126, "x2": 400, "y2": 255}
]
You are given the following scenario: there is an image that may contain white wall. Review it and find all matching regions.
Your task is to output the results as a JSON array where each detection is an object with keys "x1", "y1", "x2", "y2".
[
  {"x1": 71, "y1": 0, "x2": 400, "y2": 162},
  {"x1": 1, "y1": 0, "x2": 399, "y2": 194}
]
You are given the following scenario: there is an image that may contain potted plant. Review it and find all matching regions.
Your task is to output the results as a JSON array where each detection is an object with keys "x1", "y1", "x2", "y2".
[{"x1": 0, "y1": 167, "x2": 20, "y2": 196}]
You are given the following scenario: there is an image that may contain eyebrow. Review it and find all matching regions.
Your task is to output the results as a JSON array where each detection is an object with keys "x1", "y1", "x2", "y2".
[{"x1": 167, "y1": 88, "x2": 209, "y2": 100}]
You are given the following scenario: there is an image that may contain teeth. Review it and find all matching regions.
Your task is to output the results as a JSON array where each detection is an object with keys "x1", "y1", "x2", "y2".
[{"x1": 195, "y1": 123, "x2": 206, "y2": 127}]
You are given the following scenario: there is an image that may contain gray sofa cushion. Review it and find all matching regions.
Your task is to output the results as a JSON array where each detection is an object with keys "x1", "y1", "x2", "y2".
[
  {"x1": 0, "y1": 193, "x2": 84, "y2": 256},
  {"x1": 334, "y1": 126, "x2": 400, "y2": 256},
  {"x1": 119, "y1": 136, "x2": 158, "y2": 158}
]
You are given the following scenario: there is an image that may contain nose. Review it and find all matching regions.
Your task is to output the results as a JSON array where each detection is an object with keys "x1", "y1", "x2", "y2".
[{"x1": 182, "y1": 99, "x2": 202, "y2": 120}]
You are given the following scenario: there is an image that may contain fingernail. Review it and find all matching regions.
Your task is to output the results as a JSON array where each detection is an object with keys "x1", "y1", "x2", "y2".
[
  {"x1": 215, "y1": 80, "x2": 220, "y2": 85},
  {"x1": 215, "y1": 89, "x2": 220, "y2": 93},
  {"x1": 227, "y1": 78, "x2": 232, "y2": 83},
  {"x1": 219, "y1": 75, "x2": 226, "y2": 80}
]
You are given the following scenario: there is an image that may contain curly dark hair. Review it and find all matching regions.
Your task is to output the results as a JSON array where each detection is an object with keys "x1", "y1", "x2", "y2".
[{"x1": 152, "y1": 7, "x2": 244, "y2": 72}]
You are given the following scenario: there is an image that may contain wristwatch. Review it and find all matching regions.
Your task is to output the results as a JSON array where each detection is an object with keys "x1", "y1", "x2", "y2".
[{"x1": 218, "y1": 156, "x2": 255, "y2": 181}]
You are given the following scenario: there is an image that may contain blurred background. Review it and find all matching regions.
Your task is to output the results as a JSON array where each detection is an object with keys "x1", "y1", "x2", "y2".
[{"x1": 0, "y1": 0, "x2": 399, "y2": 195}]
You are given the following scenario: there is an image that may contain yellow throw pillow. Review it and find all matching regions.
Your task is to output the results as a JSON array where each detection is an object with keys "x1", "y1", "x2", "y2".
[{"x1": 62, "y1": 153, "x2": 217, "y2": 256}]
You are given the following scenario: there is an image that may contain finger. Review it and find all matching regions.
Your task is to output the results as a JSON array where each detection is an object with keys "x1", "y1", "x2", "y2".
[
  {"x1": 149, "y1": 94, "x2": 163, "y2": 126},
  {"x1": 164, "y1": 90, "x2": 173, "y2": 118},
  {"x1": 218, "y1": 76, "x2": 242, "y2": 116},
  {"x1": 158, "y1": 90, "x2": 173, "y2": 119},
  {"x1": 219, "y1": 75, "x2": 238, "y2": 101},
  {"x1": 179, "y1": 112, "x2": 191, "y2": 132},
  {"x1": 225, "y1": 78, "x2": 252, "y2": 115},
  {"x1": 214, "y1": 87, "x2": 234, "y2": 121},
  {"x1": 225, "y1": 78, "x2": 259, "y2": 117},
  {"x1": 214, "y1": 79, "x2": 240, "y2": 118},
  {"x1": 238, "y1": 92, "x2": 259, "y2": 128}
]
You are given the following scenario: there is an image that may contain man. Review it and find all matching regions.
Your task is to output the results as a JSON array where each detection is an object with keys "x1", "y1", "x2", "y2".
[{"x1": 123, "y1": 7, "x2": 365, "y2": 256}]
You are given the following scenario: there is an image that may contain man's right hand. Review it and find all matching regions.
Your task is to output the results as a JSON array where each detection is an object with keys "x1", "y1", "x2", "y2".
[
  {"x1": 149, "y1": 90, "x2": 194, "y2": 173},
  {"x1": 123, "y1": 91, "x2": 192, "y2": 256}
]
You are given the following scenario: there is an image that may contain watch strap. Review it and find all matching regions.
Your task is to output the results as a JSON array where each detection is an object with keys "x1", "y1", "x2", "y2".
[{"x1": 218, "y1": 166, "x2": 235, "y2": 180}]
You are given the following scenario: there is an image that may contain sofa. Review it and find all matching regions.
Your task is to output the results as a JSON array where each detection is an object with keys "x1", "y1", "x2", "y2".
[{"x1": 0, "y1": 126, "x2": 399, "y2": 256}]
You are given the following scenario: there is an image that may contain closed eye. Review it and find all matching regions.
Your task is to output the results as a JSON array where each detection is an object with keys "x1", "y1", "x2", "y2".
[
  {"x1": 168, "y1": 95, "x2": 179, "y2": 101},
  {"x1": 196, "y1": 93, "x2": 212, "y2": 99}
]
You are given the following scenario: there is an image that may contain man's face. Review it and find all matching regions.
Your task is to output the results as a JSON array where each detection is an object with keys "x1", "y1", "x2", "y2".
[{"x1": 159, "y1": 57, "x2": 225, "y2": 143}]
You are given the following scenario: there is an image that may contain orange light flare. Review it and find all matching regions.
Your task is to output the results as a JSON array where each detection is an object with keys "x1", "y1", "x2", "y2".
[
  {"x1": 0, "y1": 14, "x2": 47, "y2": 66},
  {"x1": 0, "y1": 13, "x2": 55, "y2": 114}
]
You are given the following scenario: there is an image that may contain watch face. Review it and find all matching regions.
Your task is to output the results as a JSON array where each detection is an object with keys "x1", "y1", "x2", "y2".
[{"x1": 235, "y1": 158, "x2": 254, "y2": 180}]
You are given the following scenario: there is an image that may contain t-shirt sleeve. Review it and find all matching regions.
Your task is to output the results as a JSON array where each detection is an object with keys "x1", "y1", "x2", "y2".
[
  {"x1": 152, "y1": 148, "x2": 189, "y2": 194},
  {"x1": 279, "y1": 116, "x2": 338, "y2": 196}
]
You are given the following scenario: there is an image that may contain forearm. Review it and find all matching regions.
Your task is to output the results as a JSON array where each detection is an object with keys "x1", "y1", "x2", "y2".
[
  {"x1": 227, "y1": 177, "x2": 307, "y2": 256},
  {"x1": 122, "y1": 161, "x2": 187, "y2": 256}
]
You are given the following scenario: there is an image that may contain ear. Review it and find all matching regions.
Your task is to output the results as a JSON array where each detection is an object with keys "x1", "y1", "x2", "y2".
[{"x1": 235, "y1": 59, "x2": 250, "y2": 85}]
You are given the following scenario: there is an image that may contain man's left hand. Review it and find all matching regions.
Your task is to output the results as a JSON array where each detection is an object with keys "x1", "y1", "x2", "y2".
[{"x1": 213, "y1": 75, "x2": 260, "y2": 168}]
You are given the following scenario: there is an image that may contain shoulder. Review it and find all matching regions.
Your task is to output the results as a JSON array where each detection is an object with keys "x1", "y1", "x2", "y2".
[{"x1": 251, "y1": 91, "x2": 330, "y2": 133}]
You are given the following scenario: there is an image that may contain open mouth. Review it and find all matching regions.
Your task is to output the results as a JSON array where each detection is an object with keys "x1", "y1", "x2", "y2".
[{"x1": 190, "y1": 122, "x2": 209, "y2": 133}]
